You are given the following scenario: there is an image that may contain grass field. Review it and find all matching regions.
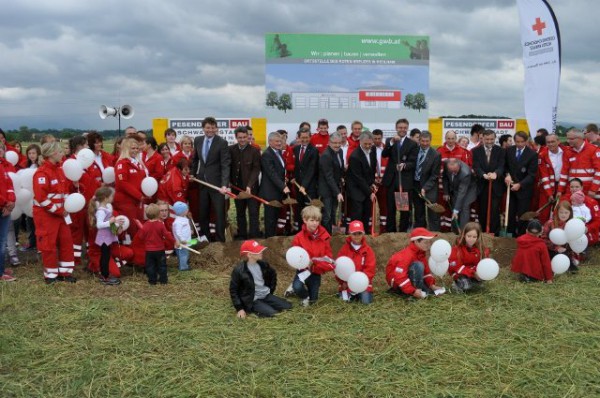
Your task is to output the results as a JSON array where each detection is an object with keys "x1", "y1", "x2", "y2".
[{"x1": 1, "y1": 242, "x2": 600, "y2": 398}]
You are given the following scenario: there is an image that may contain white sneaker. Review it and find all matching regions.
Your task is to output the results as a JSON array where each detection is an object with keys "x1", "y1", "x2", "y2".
[{"x1": 300, "y1": 298, "x2": 310, "y2": 307}]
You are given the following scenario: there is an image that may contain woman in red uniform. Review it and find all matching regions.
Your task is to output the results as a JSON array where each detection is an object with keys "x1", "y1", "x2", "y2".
[
  {"x1": 114, "y1": 137, "x2": 148, "y2": 241},
  {"x1": 157, "y1": 158, "x2": 190, "y2": 205},
  {"x1": 86, "y1": 132, "x2": 113, "y2": 185},
  {"x1": 33, "y1": 142, "x2": 76, "y2": 283},
  {"x1": 0, "y1": 141, "x2": 16, "y2": 281},
  {"x1": 144, "y1": 137, "x2": 165, "y2": 182}
]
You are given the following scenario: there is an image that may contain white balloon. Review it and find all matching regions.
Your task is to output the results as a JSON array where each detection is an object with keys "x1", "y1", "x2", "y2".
[
  {"x1": 17, "y1": 168, "x2": 35, "y2": 191},
  {"x1": 551, "y1": 254, "x2": 570, "y2": 275},
  {"x1": 8, "y1": 172, "x2": 21, "y2": 190},
  {"x1": 334, "y1": 256, "x2": 355, "y2": 281},
  {"x1": 285, "y1": 246, "x2": 310, "y2": 270},
  {"x1": 10, "y1": 206, "x2": 23, "y2": 221},
  {"x1": 5, "y1": 151, "x2": 19, "y2": 166},
  {"x1": 102, "y1": 167, "x2": 115, "y2": 184},
  {"x1": 430, "y1": 239, "x2": 452, "y2": 262},
  {"x1": 568, "y1": 234, "x2": 588, "y2": 254},
  {"x1": 76, "y1": 148, "x2": 95, "y2": 169},
  {"x1": 64, "y1": 193, "x2": 86, "y2": 213},
  {"x1": 564, "y1": 218, "x2": 586, "y2": 241},
  {"x1": 141, "y1": 176, "x2": 158, "y2": 197},
  {"x1": 15, "y1": 189, "x2": 33, "y2": 206},
  {"x1": 548, "y1": 228, "x2": 568, "y2": 246},
  {"x1": 347, "y1": 272, "x2": 369, "y2": 294},
  {"x1": 476, "y1": 258, "x2": 500, "y2": 281},
  {"x1": 115, "y1": 215, "x2": 130, "y2": 232},
  {"x1": 428, "y1": 257, "x2": 449, "y2": 277},
  {"x1": 62, "y1": 159, "x2": 84, "y2": 182},
  {"x1": 20, "y1": 200, "x2": 33, "y2": 217}
]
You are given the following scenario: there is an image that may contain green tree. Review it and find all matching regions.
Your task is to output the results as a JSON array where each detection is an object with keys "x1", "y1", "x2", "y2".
[
  {"x1": 413, "y1": 93, "x2": 427, "y2": 113},
  {"x1": 18, "y1": 125, "x2": 33, "y2": 141},
  {"x1": 266, "y1": 91, "x2": 279, "y2": 108},
  {"x1": 277, "y1": 93, "x2": 292, "y2": 113},
  {"x1": 403, "y1": 94, "x2": 414, "y2": 109}
]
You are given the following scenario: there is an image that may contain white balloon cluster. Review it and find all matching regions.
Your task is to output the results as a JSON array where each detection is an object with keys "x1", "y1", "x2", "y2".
[
  {"x1": 332, "y1": 256, "x2": 370, "y2": 294},
  {"x1": 548, "y1": 218, "x2": 588, "y2": 255},
  {"x1": 9, "y1": 170, "x2": 35, "y2": 220},
  {"x1": 429, "y1": 239, "x2": 451, "y2": 276}
]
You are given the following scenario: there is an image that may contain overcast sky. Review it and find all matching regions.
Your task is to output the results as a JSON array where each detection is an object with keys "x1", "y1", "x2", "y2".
[{"x1": 0, "y1": 0, "x2": 597, "y2": 130}]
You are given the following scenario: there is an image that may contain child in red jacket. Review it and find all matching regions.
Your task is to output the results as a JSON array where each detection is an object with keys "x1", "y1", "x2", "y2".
[
  {"x1": 336, "y1": 220, "x2": 376, "y2": 304},
  {"x1": 511, "y1": 219, "x2": 553, "y2": 283},
  {"x1": 289, "y1": 205, "x2": 334, "y2": 306},
  {"x1": 448, "y1": 222, "x2": 490, "y2": 293},
  {"x1": 542, "y1": 201, "x2": 578, "y2": 273},
  {"x1": 386, "y1": 227, "x2": 445, "y2": 299},
  {"x1": 136, "y1": 204, "x2": 178, "y2": 285}
]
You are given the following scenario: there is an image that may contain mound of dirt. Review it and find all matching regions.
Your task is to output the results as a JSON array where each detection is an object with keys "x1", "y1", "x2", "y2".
[{"x1": 192, "y1": 233, "x2": 517, "y2": 279}]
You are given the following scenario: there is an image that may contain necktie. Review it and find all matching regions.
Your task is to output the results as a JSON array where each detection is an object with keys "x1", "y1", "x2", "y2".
[
  {"x1": 203, "y1": 138, "x2": 211, "y2": 161},
  {"x1": 415, "y1": 149, "x2": 426, "y2": 181},
  {"x1": 276, "y1": 149, "x2": 284, "y2": 166},
  {"x1": 516, "y1": 148, "x2": 522, "y2": 161},
  {"x1": 299, "y1": 145, "x2": 305, "y2": 162},
  {"x1": 485, "y1": 147, "x2": 491, "y2": 163},
  {"x1": 337, "y1": 151, "x2": 343, "y2": 168}
]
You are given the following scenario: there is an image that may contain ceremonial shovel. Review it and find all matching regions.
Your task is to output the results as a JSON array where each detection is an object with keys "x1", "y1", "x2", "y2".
[
  {"x1": 191, "y1": 178, "x2": 251, "y2": 199},
  {"x1": 520, "y1": 198, "x2": 557, "y2": 221},
  {"x1": 291, "y1": 179, "x2": 324, "y2": 208},
  {"x1": 230, "y1": 184, "x2": 283, "y2": 207},
  {"x1": 416, "y1": 191, "x2": 446, "y2": 214}
]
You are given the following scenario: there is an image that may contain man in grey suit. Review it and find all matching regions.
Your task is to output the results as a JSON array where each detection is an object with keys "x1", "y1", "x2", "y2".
[
  {"x1": 260, "y1": 132, "x2": 290, "y2": 238},
  {"x1": 192, "y1": 116, "x2": 231, "y2": 242},
  {"x1": 412, "y1": 131, "x2": 441, "y2": 231},
  {"x1": 443, "y1": 158, "x2": 477, "y2": 229}
]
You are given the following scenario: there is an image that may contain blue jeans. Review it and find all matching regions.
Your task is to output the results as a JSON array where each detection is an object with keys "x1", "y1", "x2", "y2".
[
  {"x1": 175, "y1": 248, "x2": 190, "y2": 270},
  {"x1": 408, "y1": 261, "x2": 431, "y2": 293},
  {"x1": 0, "y1": 215, "x2": 11, "y2": 276},
  {"x1": 356, "y1": 291, "x2": 373, "y2": 304},
  {"x1": 292, "y1": 272, "x2": 322, "y2": 302}
]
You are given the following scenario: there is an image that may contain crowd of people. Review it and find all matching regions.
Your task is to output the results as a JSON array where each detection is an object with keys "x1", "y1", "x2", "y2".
[{"x1": 0, "y1": 118, "x2": 598, "y2": 317}]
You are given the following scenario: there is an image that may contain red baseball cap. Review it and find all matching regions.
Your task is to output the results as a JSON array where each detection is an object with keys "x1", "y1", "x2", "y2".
[
  {"x1": 410, "y1": 227, "x2": 437, "y2": 241},
  {"x1": 240, "y1": 240, "x2": 267, "y2": 256},
  {"x1": 348, "y1": 220, "x2": 365, "y2": 234}
]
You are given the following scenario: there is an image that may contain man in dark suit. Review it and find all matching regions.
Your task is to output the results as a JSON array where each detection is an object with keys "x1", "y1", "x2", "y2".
[
  {"x1": 346, "y1": 131, "x2": 377, "y2": 233},
  {"x1": 260, "y1": 132, "x2": 290, "y2": 238},
  {"x1": 229, "y1": 126, "x2": 261, "y2": 239},
  {"x1": 292, "y1": 129, "x2": 319, "y2": 227},
  {"x1": 382, "y1": 118, "x2": 418, "y2": 232},
  {"x1": 318, "y1": 131, "x2": 344, "y2": 234},
  {"x1": 192, "y1": 116, "x2": 231, "y2": 242},
  {"x1": 443, "y1": 158, "x2": 478, "y2": 229},
  {"x1": 472, "y1": 129, "x2": 506, "y2": 235},
  {"x1": 412, "y1": 131, "x2": 441, "y2": 231},
  {"x1": 504, "y1": 131, "x2": 538, "y2": 236}
]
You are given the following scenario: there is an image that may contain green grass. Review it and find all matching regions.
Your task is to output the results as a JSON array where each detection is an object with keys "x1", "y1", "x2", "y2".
[{"x1": 1, "y1": 242, "x2": 600, "y2": 398}]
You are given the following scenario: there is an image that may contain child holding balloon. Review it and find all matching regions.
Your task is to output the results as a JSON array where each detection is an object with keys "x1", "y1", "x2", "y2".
[
  {"x1": 448, "y1": 222, "x2": 490, "y2": 293},
  {"x1": 335, "y1": 220, "x2": 376, "y2": 304},
  {"x1": 543, "y1": 201, "x2": 578, "y2": 273},
  {"x1": 511, "y1": 219, "x2": 553, "y2": 283},
  {"x1": 289, "y1": 205, "x2": 334, "y2": 307}
]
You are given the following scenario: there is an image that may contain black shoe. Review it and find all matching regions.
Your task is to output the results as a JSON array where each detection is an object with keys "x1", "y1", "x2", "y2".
[
  {"x1": 100, "y1": 276, "x2": 121, "y2": 286},
  {"x1": 520, "y1": 274, "x2": 535, "y2": 283},
  {"x1": 62, "y1": 276, "x2": 77, "y2": 283},
  {"x1": 45, "y1": 278, "x2": 58, "y2": 285},
  {"x1": 568, "y1": 264, "x2": 579, "y2": 274}
]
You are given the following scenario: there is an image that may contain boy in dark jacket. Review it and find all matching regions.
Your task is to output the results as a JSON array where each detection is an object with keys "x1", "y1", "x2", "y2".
[{"x1": 229, "y1": 240, "x2": 292, "y2": 318}]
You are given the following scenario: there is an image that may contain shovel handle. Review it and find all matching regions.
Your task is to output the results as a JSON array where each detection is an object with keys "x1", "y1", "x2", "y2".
[
  {"x1": 191, "y1": 177, "x2": 237, "y2": 199},
  {"x1": 230, "y1": 184, "x2": 269, "y2": 205}
]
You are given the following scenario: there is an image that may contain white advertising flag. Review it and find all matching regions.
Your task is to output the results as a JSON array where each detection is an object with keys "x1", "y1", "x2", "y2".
[{"x1": 517, "y1": 0, "x2": 561, "y2": 134}]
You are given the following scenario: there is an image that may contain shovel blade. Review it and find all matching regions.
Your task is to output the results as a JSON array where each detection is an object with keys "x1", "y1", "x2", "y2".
[{"x1": 268, "y1": 201, "x2": 283, "y2": 208}]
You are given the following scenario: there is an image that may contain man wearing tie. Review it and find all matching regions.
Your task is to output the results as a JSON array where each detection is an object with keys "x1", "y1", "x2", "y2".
[
  {"x1": 504, "y1": 131, "x2": 538, "y2": 236},
  {"x1": 260, "y1": 132, "x2": 290, "y2": 238},
  {"x1": 318, "y1": 132, "x2": 345, "y2": 234},
  {"x1": 346, "y1": 131, "x2": 377, "y2": 233},
  {"x1": 412, "y1": 131, "x2": 441, "y2": 231},
  {"x1": 443, "y1": 158, "x2": 477, "y2": 229},
  {"x1": 192, "y1": 116, "x2": 231, "y2": 242},
  {"x1": 472, "y1": 129, "x2": 505, "y2": 235},
  {"x1": 382, "y1": 118, "x2": 418, "y2": 232},
  {"x1": 293, "y1": 129, "x2": 319, "y2": 228}
]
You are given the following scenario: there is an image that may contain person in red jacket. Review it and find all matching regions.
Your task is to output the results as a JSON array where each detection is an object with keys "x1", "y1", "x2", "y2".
[
  {"x1": 86, "y1": 132, "x2": 114, "y2": 185},
  {"x1": 114, "y1": 137, "x2": 148, "y2": 241},
  {"x1": 289, "y1": 205, "x2": 334, "y2": 306},
  {"x1": 164, "y1": 128, "x2": 181, "y2": 155},
  {"x1": 542, "y1": 200, "x2": 579, "y2": 273},
  {"x1": 0, "y1": 142, "x2": 16, "y2": 281},
  {"x1": 386, "y1": 227, "x2": 445, "y2": 299},
  {"x1": 33, "y1": 142, "x2": 76, "y2": 283},
  {"x1": 143, "y1": 137, "x2": 165, "y2": 182},
  {"x1": 336, "y1": 220, "x2": 376, "y2": 304},
  {"x1": 448, "y1": 222, "x2": 490, "y2": 293},
  {"x1": 511, "y1": 219, "x2": 553, "y2": 283},
  {"x1": 136, "y1": 204, "x2": 178, "y2": 285},
  {"x1": 157, "y1": 158, "x2": 190, "y2": 205},
  {"x1": 310, "y1": 118, "x2": 329, "y2": 154},
  {"x1": 561, "y1": 178, "x2": 600, "y2": 246}
]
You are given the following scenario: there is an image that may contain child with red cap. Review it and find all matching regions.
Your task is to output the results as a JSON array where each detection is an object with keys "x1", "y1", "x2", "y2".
[
  {"x1": 229, "y1": 240, "x2": 292, "y2": 318},
  {"x1": 385, "y1": 227, "x2": 445, "y2": 299},
  {"x1": 336, "y1": 220, "x2": 376, "y2": 304}
]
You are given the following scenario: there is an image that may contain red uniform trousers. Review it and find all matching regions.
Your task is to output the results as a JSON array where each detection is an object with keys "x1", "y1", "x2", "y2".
[
  {"x1": 35, "y1": 212, "x2": 75, "y2": 279},
  {"x1": 69, "y1": 210, "x2": 88, "y2": 266},
  {"x1": 375, "y1": 185, "x2": 387, "y2": 234}
]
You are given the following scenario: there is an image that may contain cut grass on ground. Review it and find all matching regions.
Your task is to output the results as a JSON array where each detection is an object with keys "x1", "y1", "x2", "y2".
[{"x1": 1, "y1": 251, "x2": 600, "y2": 397}]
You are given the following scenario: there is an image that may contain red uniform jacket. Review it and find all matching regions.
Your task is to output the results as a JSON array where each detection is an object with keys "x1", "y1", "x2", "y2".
[
  {"x1": 386, "y1": 242, "x2": 435, "y2": 295},
  {"x1": 115, "y1": 158, "x2": 147, "y2": 204},
  {"x1": 560, "y1": 192, "x2": 600, "y2": 244},
  {"x1": 171, "y1": 150, "x2": 194, "y2": 168},
  {"x1": 136, "y1": 220, "x2": 175, "y2": 251},
  {"x1": 448, "y1": 244, "x2": 490, "y2": 280},
  {"x1": 347, "y1": 136, "x2": 361, "y2": 159},
  {"x1": 0, "y1": 161, "x2": 16, "y2": 208},
  {"x1": 565, "y1": 142, "x2": 600, "y2": 197},
  {"x1": 511, "y1": 234, "x2": 553, "y2": 281},
  {"x1": 310, "y1": 133, "x2": 329, "y2": 154},
  {"x1": 283, "y1": 144, "x2": 295, "y2": 175},
  {"x1": 290, "y1": 224, "x2": 334, "y2": 275},
  {"x1": 6, "y1": 145, "x2": 26, "y2": 170},
  {"x1": 157, "y1": 167, "x2": 189, "y2": 205},
  {"x1": 538, "y1": 145, "x2": 571, "y2": 197},
  {"x1": 33, "y1": 161, "x2": 70, "y2": 219},
  {"x1": 438, "y1": 144, "x2": 471, "y2": 166},
  {"x1": 336, "y1": 236, "x2": 376, "y2": 292},
  {"x1": 144, "y1": 151, "x2": 166, "y2": 182},
  {"x1": 87, "y1": 151, "x2": 114, "y2": 185}
]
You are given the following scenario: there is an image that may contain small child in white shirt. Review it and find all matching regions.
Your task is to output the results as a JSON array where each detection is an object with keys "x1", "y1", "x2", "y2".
[
  {"x1": 571, "y1": 191, "x2": 591, "y2": 223},
  {"x1": 172, "y1": 201, "x2": 193, "y2": 271}
]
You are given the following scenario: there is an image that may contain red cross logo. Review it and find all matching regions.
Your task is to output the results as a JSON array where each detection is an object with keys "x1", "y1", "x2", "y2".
[{"x1": 532, "y1": 17, "x2": 546, "y2": 36}]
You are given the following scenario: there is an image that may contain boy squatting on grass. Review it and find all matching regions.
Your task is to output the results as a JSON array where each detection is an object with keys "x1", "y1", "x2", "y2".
[{"x1": 229, "y1": 240, "x2": 292, "y2": 318}]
